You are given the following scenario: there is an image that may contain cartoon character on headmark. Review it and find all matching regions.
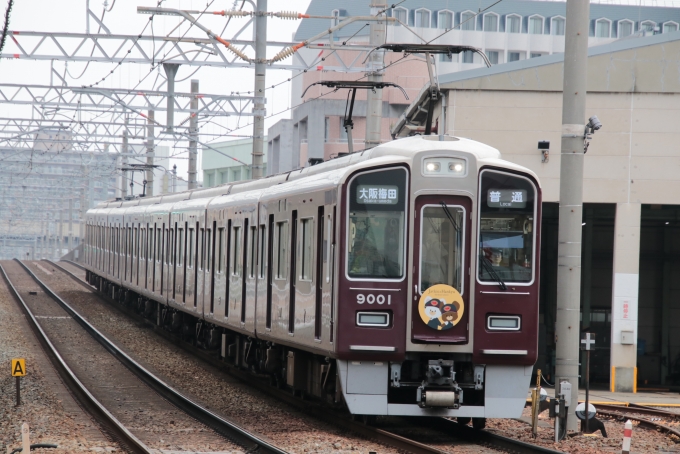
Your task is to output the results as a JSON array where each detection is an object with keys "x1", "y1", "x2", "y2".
[
  {"x1": 424, "y1": 298, "x2": 444, "y2": 330},
  {"x1": 439, "y1": 302, "x2": 461, "y2": 330}
]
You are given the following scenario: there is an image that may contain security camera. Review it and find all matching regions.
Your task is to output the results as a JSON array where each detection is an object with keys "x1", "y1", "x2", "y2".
[{"x1": 587, "y1": 115, "x2": 602, "y2": 131}]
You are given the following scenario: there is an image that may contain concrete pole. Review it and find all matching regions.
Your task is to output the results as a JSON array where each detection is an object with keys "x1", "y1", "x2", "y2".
[
  {"x1": 554, "y1": 0, "x2": 590, "y2": 431},
  {"x1": 163, "y1": 63, "x2": 180, "y2": 133},
  {"x1": 68, "y1": 198, "x2": 73, "y2": 252},
  {"x1": 146, "y1": 110, "x2": 155, "y2": 197},
  {"x1": 121, "y1": 116, "x2": 129, "y2": 198},
  {"x1": 251, "y1": 0, "x2": 267, "y2": 180},
  {"x1": 58, "y1": 209, "x2": 64, "y2": 257},
  {"x1": 189, "y1": 80, "x2": 199, "y2": 190},
  {"x1": 364, "y1": 0, "x2": 387, "y2": 149}
]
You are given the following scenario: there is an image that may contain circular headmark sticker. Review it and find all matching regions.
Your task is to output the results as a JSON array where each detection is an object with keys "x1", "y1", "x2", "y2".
[{"x1": 418, "y1": 284, "x2": 465, "y2": 331}]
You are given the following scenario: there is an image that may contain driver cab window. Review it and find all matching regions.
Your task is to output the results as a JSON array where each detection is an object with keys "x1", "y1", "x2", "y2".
[
  {"x1": 347, "y1": 167, "x2": 407, "y2": 280},
  {"x1": 478, "y1": 170, "x2": 536, "y2": 284}
]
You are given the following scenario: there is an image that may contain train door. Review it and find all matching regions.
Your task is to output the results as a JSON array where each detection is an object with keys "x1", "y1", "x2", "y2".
[
  {"x1": 205, "y1": 218, "x2": 217, "y2": 317},
  {"x1": 411, "y1": 194, "x2": 471, "y2": 344}
]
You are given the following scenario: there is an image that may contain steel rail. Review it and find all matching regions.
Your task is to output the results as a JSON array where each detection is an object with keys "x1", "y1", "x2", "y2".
[
  {"x1": 48, "y1": 260, "x2": 444, "y2": 454},
  {"x1": 593, "y1": 403, "x2": 680, "y2": 419},
  {"x1": 51, "y1": 260, "x2": 564, "y2": 454},
  {"x1": 596, "y1": 407, "x2": 680, "y2": 438},
  {"x1": 18, "y1": 259, "x2": 288, "y2": 454},
  {"x1": 0, "y1": 262, "x2": 151, "y2": 454}
]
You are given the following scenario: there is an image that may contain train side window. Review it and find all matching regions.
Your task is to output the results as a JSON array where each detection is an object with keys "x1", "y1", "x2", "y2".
[
  {"x1": 300, "y1": 217, "x2": 314, "y2": 281},
  {"x1": 157, "y1": 228, "x2": 162, "y2": 263},
  {"x1": 217, "y1": 227, "x2": 224, "y2": 273},
  {"x1": 206, "y1": 228, "x2": 211, "y2": 272},
  {"x1": 188, "y1": 227, "x2": 194, "y2": 269},
  {"x1": 133, "y1": 228, "x2": 138, "y2": 258},
  {"x1": 178, "y1": 228, "x2": 184, "y2": 266},
  {"x1": 249, "y1": 225, "x2": 257, "y2": 279},
  {"x1": 199, "y1": 228, "x2": 204, "y2": 270},
  {"x1": 326, "y1": 215, "x2": 332, "y2": 283},
  {"x1": 259, "y1": 224, "x2": 266, "y2": 279},
  {"x1": 275, "y1": 221, "x2": 288, "y2": 279},
  {"x1": 232, "y1": 226, "x2": 241, "y2": 277}
]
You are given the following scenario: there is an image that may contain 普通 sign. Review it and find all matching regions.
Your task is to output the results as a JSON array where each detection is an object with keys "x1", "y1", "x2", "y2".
[{"x1": 487, "y1": 189, "x2": 527, "y2": 208}]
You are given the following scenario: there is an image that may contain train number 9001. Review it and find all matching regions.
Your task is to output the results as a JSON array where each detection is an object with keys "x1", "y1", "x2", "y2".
[{"x1": 356, "y1": 294, "x2": 391, "y2": 305}]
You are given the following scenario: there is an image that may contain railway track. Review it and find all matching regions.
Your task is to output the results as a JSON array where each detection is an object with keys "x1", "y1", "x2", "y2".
[
  {"x1": 50, "y1": 259, "x2": 563, "y2": 454},
  {"x1": 2, "y1": 259, "x2": 287, "y2": 454},
  {"x1": 594, "y1": 403, "x2": 680, "y2": 439}
]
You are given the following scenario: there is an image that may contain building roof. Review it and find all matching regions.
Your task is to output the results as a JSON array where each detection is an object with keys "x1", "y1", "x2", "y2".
[
  {"x1": 392, "y1": 32, "x2": 680, "y2": 137},
  {"x1": 437, "y1": 30, "x2": 680, "y2": 92},
  {"x1": 296, "y1": 0, "x2": 680, "y2": 40}
]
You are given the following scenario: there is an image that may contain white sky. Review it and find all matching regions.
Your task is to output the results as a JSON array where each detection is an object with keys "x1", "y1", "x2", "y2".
[{"x1": 1, "y1": 0, "x2": 313, "y2": 180}]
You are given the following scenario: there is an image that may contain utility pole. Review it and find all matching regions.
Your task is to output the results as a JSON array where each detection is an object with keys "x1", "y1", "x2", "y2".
[
  {"x1": 365, "y1": 0, "x2": 387, "y2": 149},
  {"x1": 554, "y1": 0, "x2": 590, "y2": 432},
  {"x1": 146, "y1": 110, "x2": 155, "y2": 197},
  {"x1": 251, "y1": 0, "x2": 267, "y2": 180},
  {"x1": 189, "y1": 80, "x2": 198, "y2": 190},
  {"x1": 121, "y1": 116, "x2": 129, "y2": 198},
  {"x1": 163, "y1": 63, "x2": 180, "y2": 133},
  {"x1": 68, "y1": 198, "x2": 73, "y2": 252}
]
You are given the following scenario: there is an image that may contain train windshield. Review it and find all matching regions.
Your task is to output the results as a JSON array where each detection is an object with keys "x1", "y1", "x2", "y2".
[
  {"x1": 347, "y1": 167, "x2": 407, "y2": 280},
  {"x1": 478, "y1": 170, "x2": 536, "y2": 284}
]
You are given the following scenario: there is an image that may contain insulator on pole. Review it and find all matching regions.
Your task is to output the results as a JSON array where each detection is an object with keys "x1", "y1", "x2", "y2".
[
  {"x1": 274, "y1": 11, "x2": 309, "y2": 20},
  {"x1": 270, "y1": 42, "x2": 305, "y2": 62},
  {"x1": 214, "y1": 36, "x2": 251, "y2": 62},
  {"x1": 215, "y1": 10, "x2": 251, "y2": 16}
]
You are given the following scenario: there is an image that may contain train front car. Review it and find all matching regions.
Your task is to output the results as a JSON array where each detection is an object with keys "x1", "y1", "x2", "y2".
[{"x1": 336, "y1": 135, "x2": 541, "y2": 422}]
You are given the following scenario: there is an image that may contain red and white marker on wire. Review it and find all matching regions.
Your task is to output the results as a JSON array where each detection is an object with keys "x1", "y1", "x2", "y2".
[{"x1": 622, "y1": 420, "x2": 632, "y2": 454}]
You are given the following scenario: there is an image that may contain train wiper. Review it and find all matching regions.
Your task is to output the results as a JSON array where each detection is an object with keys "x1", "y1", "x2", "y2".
[
  {"x1": 439, "y1": 202, "x2": 460, "y2": 233},
  {"x1": 480, "y1": 254, "x2": 507, "y2": 290}
]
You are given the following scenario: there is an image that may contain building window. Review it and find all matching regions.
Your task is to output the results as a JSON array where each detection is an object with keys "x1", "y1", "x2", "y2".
[
  {"x1": 331, "y1": 9, "x2": 340, "y2": 27},
  {"x1": 462, "y1": 50, "x2": 474, "y2": 63},
  {"x1": 506, "y1": 14, "x2": 521, "y2": 33},
  {"x1": 551, "y1": 16, "x2": 565, "y2": 35},
  {"x1": 324, "y1": 117, "x2": 330, "y2": 143},
  {"x1": 508, "y1": 52, "x2": 521, "y2": 62},
  {"x1": 640, "y1": 20, "x2": 656, "y2": 32},
  {"x1": 530, "y1": 52, "x2": 542, "y2": 58},
  {"x1": 663, "y1": 21, "x2": 678, "y2": 33},
  {"x1": 618, "y1": 20, "x2": 633, "y2": 38},
  {"x1": 393, "y1": 7, "x2": 407, "y2": 26},
  {"x1": 529, "y1": 15, "x2": 543, "y2": 34},
  {"x1": 486, "y1": 50, "x2": 499, "y2": 65},
  {"x1": 206, "y1": 173, "x2": 214, "y2": 187},
  {"x1": 220, "y1": 170, "x2": 228, "y2": 184},
  {"x1": 415, "y1": 9, "x2": 430, "y2": 28},
  {"x1": 595, "y1": 19, "x2": 611, "y2": 38},
  {"x1": 461, "y1": 11, "x2": 475, "y2": 31},
  {"x1": 440, "y1": 53, "x2": 453, "y2": 62},
  {"x1": 438, "y1": 10, "x2": 453, "y2": 30},
  {"x1": 232, "y1": 167, "x2": 241, "y2": 182},
  {"x1": 339, "y1": 118, "x2": 348, "y2": 142},
  {"x1": 483, "y1": 13, "x2": 499, "y2": 32}
]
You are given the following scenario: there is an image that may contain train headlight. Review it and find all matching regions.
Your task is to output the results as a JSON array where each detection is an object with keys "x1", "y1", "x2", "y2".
[
  {"x1": 423, "y1": 157, "x2": 466, "y2": 176},
  {"x1": 425, "y1": 161, "x2": 441, "y2": 173}
]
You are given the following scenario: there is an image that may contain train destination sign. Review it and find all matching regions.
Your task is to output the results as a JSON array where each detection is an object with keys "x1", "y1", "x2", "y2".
[
  {"x1": 356, "y1": 185, "x2": 398, "y2": 205},
  {"x1": 487, "y1": 189, "x2": 527, "y2": 208}
]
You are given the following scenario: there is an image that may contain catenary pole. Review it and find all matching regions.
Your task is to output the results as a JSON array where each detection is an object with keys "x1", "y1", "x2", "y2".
[
  {"x1": 189, "y1": 80, "x2": 198, "y2": 190},
  {"x1": 364, "y1": 0, "x2": 387, "y2": 149},
  {"x1": 251, "y1": 0, "x2": 267, "y2": 179},
  {"x1": 554, "y1": 0, "x2": 590, "y2": 432},
  {"x1": 146, "y1": 110, "x2": 155, "y2": 197},
  {"x1": 121, "y1": 116, "x2": 129, "y2": 198}
]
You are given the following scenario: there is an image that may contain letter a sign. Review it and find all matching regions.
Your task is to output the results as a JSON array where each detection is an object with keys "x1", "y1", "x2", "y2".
[{"x1": 11, "y1": 358, "x2": 26, "y2": 377}]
